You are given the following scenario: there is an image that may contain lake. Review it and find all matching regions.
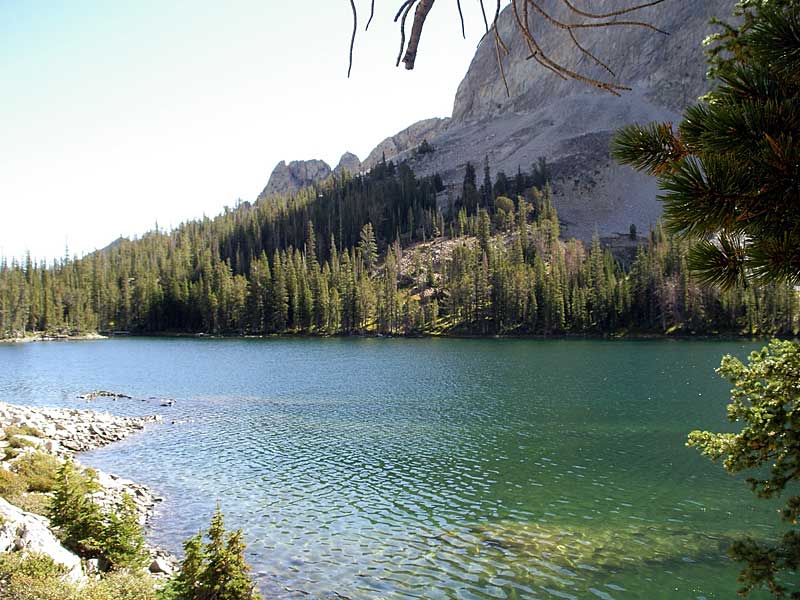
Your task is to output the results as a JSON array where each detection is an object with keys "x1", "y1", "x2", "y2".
[{"x1": 0, "y1": 337, "x2": 785, "y2": 598}]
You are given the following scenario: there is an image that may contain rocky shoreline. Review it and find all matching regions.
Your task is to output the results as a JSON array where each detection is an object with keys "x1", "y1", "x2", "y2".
[
  {"x1": 0, "y1": 333, "x2": 108, "y2": 344},
  {"x1": 0, "y1": 400, "x2": 177, "y2": 580}
]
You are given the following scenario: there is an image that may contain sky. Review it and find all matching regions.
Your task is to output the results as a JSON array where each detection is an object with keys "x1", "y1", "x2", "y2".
[{"x1": 0, "y1": 0, "x2": 495, "y2": 261}]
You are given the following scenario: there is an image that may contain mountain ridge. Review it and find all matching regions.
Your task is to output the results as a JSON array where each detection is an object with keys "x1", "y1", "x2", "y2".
[{"x1": 260, "y1": 0, "x2": 735, "y2": 240}]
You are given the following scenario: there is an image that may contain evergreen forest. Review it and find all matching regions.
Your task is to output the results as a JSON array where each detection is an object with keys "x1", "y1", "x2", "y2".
[{"x1": 1, "y1": 159, "x2": 797, "y2": 338}]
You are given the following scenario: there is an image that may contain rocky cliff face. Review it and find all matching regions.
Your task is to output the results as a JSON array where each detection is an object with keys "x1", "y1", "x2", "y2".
[
  {"x1": 410, "y1": 0, "x2": 736, "y2": 240},
  {"x1": 259, "y1": 159, "x2": 333, "y2": 199},
  {"x1": 334, "y1": 152, "x2": 363, "y2": 176},
  {"x1": 261, "y1": 1, "x2": 735, "y2": 238},
  {"x1": 260, "y1": 152, "x2": 366, "y2": 199},
  {"x1": 452, "y1": 0, "x2": 731, "y2": 123},
  {"x1": 361, "y1": 118, "x2": 450, "y2": 171},
  {"x1": 0, "y1": 497, "x2": 84, "y2": 583}
]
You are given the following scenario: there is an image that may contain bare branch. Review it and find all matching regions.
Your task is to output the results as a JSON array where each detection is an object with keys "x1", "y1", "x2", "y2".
[
  {"x1": 479, "y1": 0, "x2": 490, "y2": 34},
  {"x1": 402, "y1": 0, "x2": 437, "y2": 70},
  {"x1": 348, "y1": 0, "x2": 357, "y2": 78},
  {"x1": 366, "y1": 0, "x2": 376, "y2": 31},
  {"x1": 396, "y1": 1, "x2": 418, "y2": 67},
  {"x1": 457, "y1": 0, "x2": 466, "y2": 39},
  {"x1": 568, "y1": 28, "x2": 615, "y2": 77},
  {"x1": 561, "y1": 0, "x2": 667, "y2": 20},
  {"x1": 348, "y1": 0, "x2": 670, "y2": 95}
]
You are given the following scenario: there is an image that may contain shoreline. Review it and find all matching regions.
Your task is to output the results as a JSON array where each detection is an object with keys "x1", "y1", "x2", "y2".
[
  {"x1": 0, "y1": 333, "x2": 108, "y2": 345},
  {"x1": 0, "y1": 329, "x2": 800, "y2": 346},
  {"x1": 83, "y1": 330, "x2": 793, "y2": 341},
  {"x1": 0, "y1": 400, "x2": 176, "y2": 578}
]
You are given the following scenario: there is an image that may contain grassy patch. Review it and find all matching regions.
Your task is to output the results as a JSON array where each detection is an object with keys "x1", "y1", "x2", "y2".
[
  {"x1": 11, "y1": 492, "x2": 51, "y2": 516},
  {"x1": 0, "y1": 452, "x2": 61, "y2": 511},
  {"x1": 0, "y1": 469, "x2": 25, "y2": 499},
  {"x1": 4, "y1": 425, "x2": 44, "y2": 439},
  {"x1": 0, "y1": 553, "x2": 158, "y2": 600},
  {"x1": 12, "y1": 452, "x2": 60, "y2": 493}
]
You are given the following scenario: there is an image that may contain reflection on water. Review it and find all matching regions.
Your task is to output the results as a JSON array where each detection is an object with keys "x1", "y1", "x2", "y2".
[{"x1": 0, "y1": 337, "x2": 782, "y2": 598}]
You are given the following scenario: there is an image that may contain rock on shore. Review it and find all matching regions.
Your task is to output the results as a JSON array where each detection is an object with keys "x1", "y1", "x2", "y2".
[
  {"x1": 0, "y1": 401, "x2": 161, "y2": 454},
  {"x1": 0, "y1": 400, "x2": 178, "y2": 577},
  {"x1": 0, "y1": 497, "x2": 84, "y2": 582}
]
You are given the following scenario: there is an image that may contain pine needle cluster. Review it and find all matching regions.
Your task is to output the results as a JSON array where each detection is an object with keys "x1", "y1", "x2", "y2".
[{"x1": 613, "y1": 2, "x2": 800, "y2": 289}]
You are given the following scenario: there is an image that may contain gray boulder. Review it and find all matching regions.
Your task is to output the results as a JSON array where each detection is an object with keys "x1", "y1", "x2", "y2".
[{"x1": 0, "y1": 497, "x2": 84, "y2": 583}]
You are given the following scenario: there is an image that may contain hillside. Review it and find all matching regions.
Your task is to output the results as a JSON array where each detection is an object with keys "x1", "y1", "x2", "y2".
[{"x1": 1, "y1": 159, "x2": 796, "y2": 339}]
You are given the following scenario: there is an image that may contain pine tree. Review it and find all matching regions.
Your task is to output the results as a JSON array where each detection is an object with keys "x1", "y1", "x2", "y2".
[
  {"x1": 199, "y1": 507, "x2": 261, "y2": 600},
  {"x1": 169, "y1": 507, "x2": 261, "y2": 600},
  {"x1": 171, "y1": 532, "x2": 205, "y2": 600},
  {"x1": 613, "y1": 3, "x2": 800, "y2": 288},
  {"x1": 358, "y1": 223, "x2": 378, "y2": 273},
  {"x1": 481, "y1": 156, "x2": 493, "y2": 209},
  {"x1": 48, "y1": 461, "x2": 104, "y2": 557},
  {"x1": 101, "y1": 492, "x2": 149, "y2": 570}
]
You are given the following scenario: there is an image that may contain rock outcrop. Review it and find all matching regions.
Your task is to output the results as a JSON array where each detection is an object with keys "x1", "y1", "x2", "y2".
[
  {"x1": 0, "y1": 402, "x2": 161, "y2": 454},
  {"x1": 0, "y1": 497, "x2": 84, "y2": 583},
  {"x1": 334, "y1": 152, "x2": 362, "y2": 176},
  {"x1": 361, "y1": 117, "x2": 450, "y2": 172},
  {"x1": 451, "y1": 1, "x2": 731, "y2": 124},
  {"x1": 256, "y1": 2, "x2": 736, "y2": 240},
  {"x1": 405, "y1": 0, "x2": 736, "y2": 240},
  {"x1": 259, "y1": 159, "x2": 333, "y2": 199}
]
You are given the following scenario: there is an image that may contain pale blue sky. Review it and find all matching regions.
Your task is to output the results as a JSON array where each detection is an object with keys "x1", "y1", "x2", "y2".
[{"x1": 0, "y1": 0, "x2": 493, "y2": 260}]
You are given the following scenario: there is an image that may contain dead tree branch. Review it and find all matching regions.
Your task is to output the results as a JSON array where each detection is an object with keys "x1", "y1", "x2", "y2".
[{"x1": 348, "y1": 0, "x2": 669, "y2": 95}]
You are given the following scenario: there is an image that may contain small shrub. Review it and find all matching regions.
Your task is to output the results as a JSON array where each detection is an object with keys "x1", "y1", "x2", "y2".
[
  {"x1": 0, "y1": 554, "x2": 157, "y2": 600},
  {"x1": 82, "y1": 570, "x2": 157, "y2": 600},
  {"x1": 101, "y1": 493, "x2": 149, "y2": 570},
  {"x1": 415, "y1": 139, "x2": 435, "y2": 155},
  {"x1": 4, "y1": 425, "x2": 43, "y2": 439},
  {"x1": 6, "y1": 437, "x2": 35, "y2": 452},
  {"x1": 0, "y1": 468, "x2": 25, "y2": 499},
  {"x1": 0, "y1": 552, "x2": 75, "y2": 600},
  {"x1": 48, "y1": 460, "x2": 105, "y2": 557},
  {"x1": 13, "y1": 452, "x2": 60, "y2": 493},
  {"x1": 12, "y1": 492, "x2": 51, "y2": 516},
  {"x1": 49, "y1": 460, "x2": 150, "y2": 570}
]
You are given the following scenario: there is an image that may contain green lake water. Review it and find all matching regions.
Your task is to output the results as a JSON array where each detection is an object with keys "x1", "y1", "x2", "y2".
[{"x1": 0, "y1": 337, "x2": 792, "y2": 598}]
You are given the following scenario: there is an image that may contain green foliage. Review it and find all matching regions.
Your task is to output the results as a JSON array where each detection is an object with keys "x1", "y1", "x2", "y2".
[
  {"x1": 0, "y1": 451, "x2": 61, "y2": 512},
  {"x1": 415, "y1": 139, "x2": 435, "y2": 155},
  {"x1": 358, "y1": 223, "x2": 378, "y2": 273},
  {"x1": 101, "y1": 493, "x2": 149, "y2": 570},
  {"x1": 165, "y1": 506, "x2": 262, "y2": 600},
  {"x1": 613, "y1": 3, "x2": 800, "y2": 289},
  {"x1": 12, "y1": 451, "x2": 61, "y2": 492},
  {"x1": 48, "y1": 460, "x2": 104, "y2": 557},
  {"x1": 0, "y1": 468, "x2": 25, "y2": 499},
  {"x1": 0, "y1": 553, "x2": 157, "y2": 600},
  {"x1": 4, "y1": 425, "x2": 43, "y2": 439},
  {"x1": 81, "y1": 570, "x2": 157, "y2": 600},
  {"x1": 0, "y1": 553, "x2": 72, "y2": 600},
  {"x1": 688, "y1": 340, "x2": 800, "y2": 598},
  {"x1": 12, "y1": 492, "x2": 51, "y2": 516},
  {"x1": 0, "y1": 157, "x2": 796, "y2": 338},
  {"x1": 705, "y1": 0, "x2": 798, "y2": 81},
  {"x1": 48, "y1": 461, "x2": 149, "y2": 570}
]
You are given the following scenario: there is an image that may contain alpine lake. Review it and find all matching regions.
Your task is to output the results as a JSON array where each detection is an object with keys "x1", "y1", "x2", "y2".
[{"x1": 0, "y1": 337, "x2": 790, "y2": 599}]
